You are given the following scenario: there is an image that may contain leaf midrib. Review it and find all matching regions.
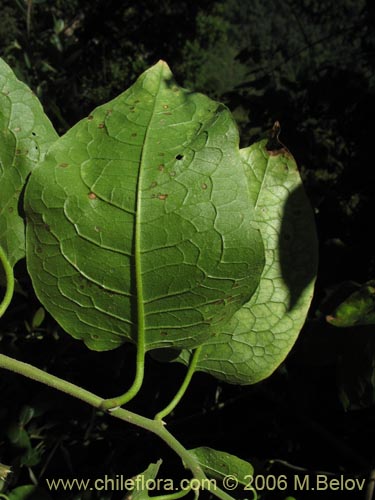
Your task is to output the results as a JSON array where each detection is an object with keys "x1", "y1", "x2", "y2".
[{"x1": 135, "y1": 64, "x2": 164, "y2": 342}]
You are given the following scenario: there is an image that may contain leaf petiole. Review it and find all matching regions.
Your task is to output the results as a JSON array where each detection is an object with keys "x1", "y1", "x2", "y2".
[
  {"x1": 155, "y1": 346, "x2": 202, "y2": 421},
  {"x1": 100, "y1": 338, "x2": 145, "y2": 410},
  {"x1": 0, "y1": 246, "x2": 14, "y2": 319}
]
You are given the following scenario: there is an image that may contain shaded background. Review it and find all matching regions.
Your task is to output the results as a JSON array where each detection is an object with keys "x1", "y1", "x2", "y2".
[{"x1": 1, "y1": 1, "x2": 375, "y2": 499}]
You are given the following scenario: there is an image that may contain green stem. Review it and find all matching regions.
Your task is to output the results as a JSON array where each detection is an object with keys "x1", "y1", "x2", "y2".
[
  {"x1": 0, "y1": 353, "x2": 234, "y2": 500},
  {"x1": 0, "y1": 246, "x2": 14, "y2": 319},
  {"x1": 155, "y1": 346, "x2": 202, "y2": 421}
]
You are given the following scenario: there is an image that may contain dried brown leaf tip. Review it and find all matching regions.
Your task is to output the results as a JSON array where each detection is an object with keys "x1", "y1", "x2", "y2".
[{"x1": 266, "y1": 121, "x2": 291, "y2": 157}]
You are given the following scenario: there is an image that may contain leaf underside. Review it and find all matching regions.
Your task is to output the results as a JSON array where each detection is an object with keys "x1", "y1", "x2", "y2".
[
  {"x1": 25, "y1": 61, "x2": 264, "y2": 351},
  {"x1": 0, "y1": 58, "x2": 58, "y2": 269},
  {"x1": 176, "y1": 140, "x2": 318, "y2": 384}
]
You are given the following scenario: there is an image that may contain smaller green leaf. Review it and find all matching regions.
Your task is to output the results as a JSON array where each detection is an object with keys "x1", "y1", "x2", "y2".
[
  {"x1": 326, "y1": 281, "x2": 375, "y2": 327},
  {"x1": 7, "y1": 423, "x2": 30, "y2": 448},
  {"x1": 7, "y1": 485, "x2": 52, "y2": 500},
  {"x1": 31, "y1": 307, "x2": 45, "y2": 329},
  {"x1": 19, "y1": 405, "x2": 35, "y2": 426},
  {"x1": 128, "y1": 460, "x2": 163, "y2": 500},
  {"x1": 188, "y1": 447, "x2": 253, "y2": 486}
]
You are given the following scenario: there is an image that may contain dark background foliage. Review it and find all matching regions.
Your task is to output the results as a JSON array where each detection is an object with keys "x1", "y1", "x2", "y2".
[{"x1": 1, "y1": 0, "x2": 375, "y2": 498}]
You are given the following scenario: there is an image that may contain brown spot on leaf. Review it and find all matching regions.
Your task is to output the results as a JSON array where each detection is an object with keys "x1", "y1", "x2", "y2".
[
  {"x1": 59, "y1": 163, "x2": 69, "y2": 168},
  {"x1": 87, "y1": 115, "x2": 94, "y2": 120},
  {"x1": 163, "y1": 104, "x2": 169, "y2": 109},
  {"x1": 158, "y1": 194, "x2": 168, "y2": 200},
  {"x1": 150, "y1": 181, "x2": 157, "y2": 188},
  {"x1": 202, "y1": 183, "x2": 207, "y2": 190},
  {"x1": 158, "y1": 164, "x2": 165, "y2": 172},
  {"x1": 98, "y1": 123, "x2": 105, "y2": 129},
  {"x1": 131, "y1": 132, "x2": 137, "y2": 137},
  {"x1": 88, "y1": 192, "x2": 97, "y2": 200},
  {"x1": 170, "y1": 171, "x2": 176, "y2": 177}
]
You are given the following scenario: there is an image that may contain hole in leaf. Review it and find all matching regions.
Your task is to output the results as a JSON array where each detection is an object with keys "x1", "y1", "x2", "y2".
[{"x1": 175, "y1": 154, "x2": 183, "y2": 160}]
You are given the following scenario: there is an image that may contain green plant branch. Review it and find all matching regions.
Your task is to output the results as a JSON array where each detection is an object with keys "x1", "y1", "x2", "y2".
[
  {"x1": 0, "y1": 246, "x2": 14, "y2": 319},
  {"x1": 155, "y1": 346, "x2": 202, "y2": 421},
  {"x1": 0, "y1": 353, "x2": 235, "y2": 500}
]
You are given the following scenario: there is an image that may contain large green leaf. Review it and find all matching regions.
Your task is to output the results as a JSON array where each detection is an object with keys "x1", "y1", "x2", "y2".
[
  {"x1": 0, "y1": 58, "x2": 58, "y2": 269},
  {"x1": 177, "y1": 138, "x2": 318, "y2": 384},
  {"x1": 24, "y1": 61, "x2": 264, "y2": 351}
]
